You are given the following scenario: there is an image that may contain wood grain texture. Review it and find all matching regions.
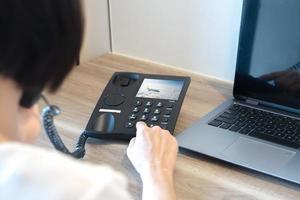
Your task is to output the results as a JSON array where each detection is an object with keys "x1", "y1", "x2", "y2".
[{"x1": 36, "y1": 53, "x2": 300, "y2": 200}]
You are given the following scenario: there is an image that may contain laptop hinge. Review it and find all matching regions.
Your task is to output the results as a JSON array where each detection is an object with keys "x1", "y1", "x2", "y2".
[{"x1": 245, "y1": 98, "x2": 259, "y2": 106}]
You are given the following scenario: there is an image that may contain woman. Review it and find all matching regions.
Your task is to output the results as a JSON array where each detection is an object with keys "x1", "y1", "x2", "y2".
[{"x1": 0, "y1": 1, "x2": 178, "y2": 200}]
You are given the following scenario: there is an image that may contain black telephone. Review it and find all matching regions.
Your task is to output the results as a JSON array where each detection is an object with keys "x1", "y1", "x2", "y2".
[
  {"x1": 20, "y1": 72, "x2": 190, "y2": 159},
  {"x1": 84, "y1": 72, "x2": 190, "y2": 140}
]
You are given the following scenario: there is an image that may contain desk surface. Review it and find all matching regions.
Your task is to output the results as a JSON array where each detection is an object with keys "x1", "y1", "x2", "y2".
[{"x1": 37, "y1": 54, "x2": 300, "y2": 200}]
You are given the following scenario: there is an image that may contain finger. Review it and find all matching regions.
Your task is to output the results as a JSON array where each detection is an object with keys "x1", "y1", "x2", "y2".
[
  {"x1": 128, "y1": 137, "x2": 136, "y2": 148},
  {"x1": 136, "y1": 121, "x2": 148, "y2": 137},
  {"x1": 127, "y1": 137, "x2": 136, "y2": 157},
  {"x1": 151, "y1": 125, "x2": 162, "y2": 134},
  {"x1": 161, "y1": 129, "x2": 171, "y2": 136},
  {"x1": 159, "y1": 129, "x2": 169, "y2": 150},
  {"x1": 151, "y1": 125, "x2": 162, "y2": 146},
  {"x1": 136, "y1": 121, "x2": 147, "y2": 129},
  {"x1": 260, "y1": 71, "x2": 286, "y2": 81}
]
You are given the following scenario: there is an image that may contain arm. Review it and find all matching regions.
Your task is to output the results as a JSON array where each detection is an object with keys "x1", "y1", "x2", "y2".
[{"x1": 127, "y1": 122, "x2": 178, "y2": 200}]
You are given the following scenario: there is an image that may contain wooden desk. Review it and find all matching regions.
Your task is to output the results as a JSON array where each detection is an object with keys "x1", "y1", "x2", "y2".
[{"x1": 36, "y1": 54, "x2": 300, "y2": 200}]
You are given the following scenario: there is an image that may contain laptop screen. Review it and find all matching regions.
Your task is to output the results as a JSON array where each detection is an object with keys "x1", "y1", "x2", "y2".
[{"x1": 234, "y1": 0, "x2": 300, "y2": 111}]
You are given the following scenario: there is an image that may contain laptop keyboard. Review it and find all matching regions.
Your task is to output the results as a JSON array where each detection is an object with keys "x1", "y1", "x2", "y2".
[{"x1": 208, "y1": 104, "x2": 300, "y2": 149}]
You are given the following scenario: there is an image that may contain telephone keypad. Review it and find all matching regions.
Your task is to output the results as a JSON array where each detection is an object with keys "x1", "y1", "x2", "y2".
[{"x1": 126, "y1": 99, "x2": 176, "y2": 131}]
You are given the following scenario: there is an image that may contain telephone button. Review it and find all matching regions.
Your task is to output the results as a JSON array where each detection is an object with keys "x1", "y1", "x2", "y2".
[
  {"x1": 165, "y1": 110, "x2": 172, "y2": 115},
  {"x1": 140, "y1": 115, "x2": 148, "y2": 121},
  {"x1": 154, "y1": 109, "x2": 161, "y2": 115},
  {"x1": 125, "y1": 122, "x2": 134, "y2": 128},
  {"x1": 129, "y1": 114, "x2": 137, "y2": 121},
  {"x1": 149, "y1": 124, "x2": 157, "y2": 128},
  {"x1": 132, "y1": 107, "x2": 139, "y2": 113},
  {"x1": 150, "y1": 116, "x2": 159, "y2": 122},
  {"x1": 156, "y1": 102, "x2": 163, "y2": 108},
  {"x1": 143, "y1": 108, "x2": 151, "y2": 114},
  {"x1": 167, "y1": 103, "x2": 175, "y2": 108},
  {"x1": 162, "y1": 118, "x2": 169, "y2": 122},
  {"x1": 160, "y1": 124, "x2": 168, "y2": 130},
  {"x1": 145, "y1": 101, "x2": 153, "y2": 107},
  {"x1": 135, "y1": 100, "x2": 142, "y2": 106}
]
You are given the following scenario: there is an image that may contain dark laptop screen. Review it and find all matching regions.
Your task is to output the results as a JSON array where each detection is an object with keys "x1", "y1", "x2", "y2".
[{"x1": 234, "y1": 0, "x2": 300, "y2": 111}]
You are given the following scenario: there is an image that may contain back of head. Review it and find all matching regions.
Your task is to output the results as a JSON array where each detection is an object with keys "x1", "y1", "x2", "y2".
[{"x1": 0, "y1": 0, "x2": 84, "y2": 92}]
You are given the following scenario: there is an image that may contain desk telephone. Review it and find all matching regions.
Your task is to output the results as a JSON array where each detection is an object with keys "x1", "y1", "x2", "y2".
[{"x1": 20, "y1": 72, "x2": 190, "y2": 158}]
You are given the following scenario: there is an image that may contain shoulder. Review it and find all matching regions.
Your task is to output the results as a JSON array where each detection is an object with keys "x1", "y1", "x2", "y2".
[{"x1": 0, "y1": 142, "x2": 132, "y2": 200}]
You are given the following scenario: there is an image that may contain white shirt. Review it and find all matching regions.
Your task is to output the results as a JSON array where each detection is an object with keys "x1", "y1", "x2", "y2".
[{"x1": 0, "y1": 142, "x2": 132, "y2": 200}]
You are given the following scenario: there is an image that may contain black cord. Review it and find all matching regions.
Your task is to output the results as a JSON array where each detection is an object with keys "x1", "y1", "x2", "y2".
[{"x1": 41, "y1": 95, "x2": 88, "y2": 159}]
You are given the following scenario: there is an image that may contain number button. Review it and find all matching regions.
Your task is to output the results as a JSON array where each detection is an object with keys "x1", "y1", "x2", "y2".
[
  {"x1": 145, "y1": 101, "x2": 153, "y2": 107},
  {"x1": 129, "y1": 114, "x2": 137, "y2": 121},
  {"x1": 135, "y1": 100, "x2": 142, "y2": 106},
  {"x1": 140, "y1": 115, "x2": 148, "y2": 121},
  {"x1": 125, "y1": 122, "x2": 134, "y2": 128},
  {"x1": 132, "y1": 107, "x2": 139, "y2": 113},
  {"x1": 143, "y1": 108, "x2": 151, "y2": 114},
  {"x1": 154, "y1": 109, "x2": 161, "y2": 115},
  {"x1": 150, "y1": 116, "x2": 159, "y2": 122},
  {"x1": 156, "y1": 102, "x2": 163, "y2": 108}
]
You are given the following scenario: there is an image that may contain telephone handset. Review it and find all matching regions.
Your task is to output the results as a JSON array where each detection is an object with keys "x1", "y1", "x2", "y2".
[{"x1": 20, "y1": 90, "x2": 88, "y2": 158}]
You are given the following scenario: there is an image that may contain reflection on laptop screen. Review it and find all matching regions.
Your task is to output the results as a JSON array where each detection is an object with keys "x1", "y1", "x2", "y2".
[{"x1": 234, "y1": 0, "x2": 300, "y2": 110}]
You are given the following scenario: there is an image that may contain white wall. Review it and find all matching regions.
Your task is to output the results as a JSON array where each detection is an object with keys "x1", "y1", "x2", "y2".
[
  {"x1": 110, "y1": 0, "x2": 243, "y2": 81},
  {"x1": 81, "y1": 0, "x2": 111, "y2": 62}
]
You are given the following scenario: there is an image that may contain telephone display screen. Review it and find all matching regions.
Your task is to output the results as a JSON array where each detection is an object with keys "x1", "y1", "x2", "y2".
[{"x1": 136, "y1": 79, "x2": 184, "y2": 100}]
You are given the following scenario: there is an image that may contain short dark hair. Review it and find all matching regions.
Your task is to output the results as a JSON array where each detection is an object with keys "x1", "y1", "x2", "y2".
[{"x1": 0, "y1": 0, "x2": 84, "y2": 92}]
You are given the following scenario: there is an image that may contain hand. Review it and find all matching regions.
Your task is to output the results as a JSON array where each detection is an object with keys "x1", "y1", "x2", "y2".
[
  {"x1": 127, "y1": 122, "x2": 178, "y2": 179},
  {"x1": 127, "y1": 122, "x2": 178, "y2": 200},
  {"x1": 16, "y1": 104, "x2": 41, "y2": 142}
]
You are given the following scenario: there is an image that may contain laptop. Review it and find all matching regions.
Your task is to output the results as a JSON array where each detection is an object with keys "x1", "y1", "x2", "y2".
[{"x1": 177, "y1": 0, "x2": 300, "y2": 184}]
